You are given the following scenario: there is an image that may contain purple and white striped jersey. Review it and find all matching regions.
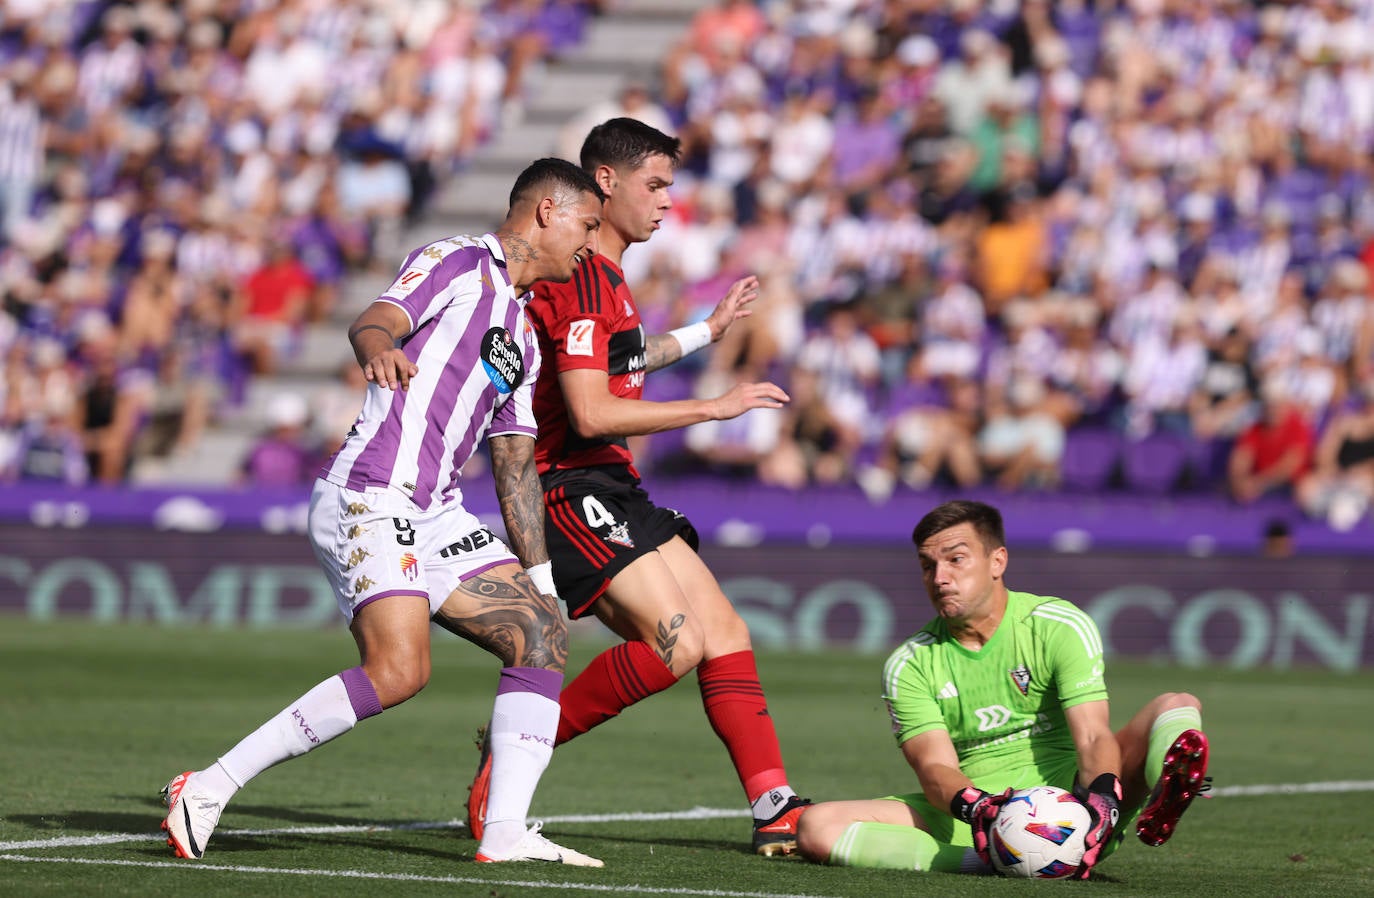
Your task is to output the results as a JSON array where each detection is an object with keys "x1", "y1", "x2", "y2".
[{"x1": 320, "y1": 233, "x2": 541, "y2": 511}]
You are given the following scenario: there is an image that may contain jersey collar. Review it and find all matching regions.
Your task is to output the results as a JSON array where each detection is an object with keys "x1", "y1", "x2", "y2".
[
  {"x1": 480, "y1": 232, "x2": 526, "y2": 298},
  {"x1": 480, "y1": 233, "x2": 507, "y2": 268}
]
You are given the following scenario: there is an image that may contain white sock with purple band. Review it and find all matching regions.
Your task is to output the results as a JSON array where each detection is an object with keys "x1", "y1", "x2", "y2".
[
  {"x1": 480, "y1": 667, "x2": 563, "y2": 854},
  {"x1": 202, "y1": 667, "x2": 383, "y2": 805}
]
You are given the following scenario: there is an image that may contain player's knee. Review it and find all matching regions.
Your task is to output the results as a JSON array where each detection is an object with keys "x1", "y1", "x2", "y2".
[
  {"x1": 1174, "y1": 691, "x2": 1202, "y2": 713},
  {"x1": 1158, "y1": 691, "x2": 1202, "y2": 713},
  {"x1": 666, "y1": 630, "x2": 705, "y2": 674},
  {"x1": 365, "y1": 658, "x2": 430, "y2": 707},
  {"x1": 795, "y1": 805, "x2": 838, "y2": 864},
  {"x1": 629, "y1": 608, "x2": 706, "y2": 674},
  {"x1": 703, "y1": 607, "x2": 752, "y2": 654}
]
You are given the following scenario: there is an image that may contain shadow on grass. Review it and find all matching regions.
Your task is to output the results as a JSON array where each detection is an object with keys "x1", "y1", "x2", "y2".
[
  {"x1": 10, "y1": 802, "x2": 809, "y2": 866},
  {"x1": 7, "y1": 800, "x2": 482, "y2": 865},
  {"x1": 564, "y1": 828, "x2": 760, "y2": 855}
]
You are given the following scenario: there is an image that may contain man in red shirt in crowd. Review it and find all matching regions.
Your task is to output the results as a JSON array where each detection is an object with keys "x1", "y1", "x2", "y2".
[
  {"x1": 236, "y1": 237, "x2": 314, "y2": 374},
  {"x1": 1227, "y1": 377, "x2": 1315, "y2": 504}
]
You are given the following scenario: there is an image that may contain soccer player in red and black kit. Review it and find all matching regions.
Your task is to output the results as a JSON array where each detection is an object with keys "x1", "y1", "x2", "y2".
[{"x1": 467, "y1": 117, "x2": 809, "y2": 855}]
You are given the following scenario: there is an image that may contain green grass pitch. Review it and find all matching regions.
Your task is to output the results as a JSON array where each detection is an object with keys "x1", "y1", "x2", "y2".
[{"x1": 2, "y1": 617, "x2": 1372, "y2": 897}]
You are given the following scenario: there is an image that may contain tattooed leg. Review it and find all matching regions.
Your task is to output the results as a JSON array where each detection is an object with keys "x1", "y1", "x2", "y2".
[
  {"x1": 654, "y1": 613, "x2": 687, "y2": 668},
  {"x1": 432, "y1": 565, "x2": 568, "y2": 671}
]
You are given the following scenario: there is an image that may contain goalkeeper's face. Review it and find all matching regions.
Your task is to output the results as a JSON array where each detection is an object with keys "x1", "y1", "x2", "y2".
[{"x1": 916, "y1": 523, "x2": 1007, "y2": 625}]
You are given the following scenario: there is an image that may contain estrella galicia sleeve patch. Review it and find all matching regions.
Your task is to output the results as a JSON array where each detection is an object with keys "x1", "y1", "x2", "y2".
[{"x1": 481, "y1": 326, "x2": 525, "y2": 394}]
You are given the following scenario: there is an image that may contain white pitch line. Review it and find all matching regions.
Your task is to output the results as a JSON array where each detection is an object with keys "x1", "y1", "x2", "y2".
[
  {"x1": 0, "y1": 854, "x2": 836, "y2": 898},
  {"x1": 1209, "y1": 780, "x2": 1374, "y2": 797},
  {"x1": 2, "y1": 784, "x2": 1371, "y2": 855},
  {"x1": 0, "y1": 806, "x2": 749, "y2": 851}
]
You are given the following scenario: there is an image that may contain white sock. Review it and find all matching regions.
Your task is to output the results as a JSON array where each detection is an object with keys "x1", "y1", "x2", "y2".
[
  {"x1": 215, "y1": 674, "x2": 363, "y2": 794},
  {"x1": 751, "y1": 786, "x2": 798, "y2": 821},
  {"x1": 191, "y1": 761, "x2": 240, "y2": 806},
  {"x1": 478, "y1": 688, "x2": 560, "y2": 854}
]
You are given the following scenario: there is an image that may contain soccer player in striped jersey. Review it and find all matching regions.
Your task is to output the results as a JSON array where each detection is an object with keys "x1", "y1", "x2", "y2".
[
  {"x1": 160, "y1": 158, "x2": 605, "y2": 867},
  {"x1": 466, "y1": 118, "x2": 808, "y2": 855},
  {"x1": 797, "y1": 500, "x2": 1211, "y2": 877}
]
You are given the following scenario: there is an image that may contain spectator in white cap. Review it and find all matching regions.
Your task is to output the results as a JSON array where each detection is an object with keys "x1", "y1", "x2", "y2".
[
  {"x1": 933, "y1": 27, "x2": 1012, "y2": 136},
  {"x1": 885, "y1": 34, "x2": 940, "y2": 117},
  {"x1": 240, "y1": 391, "x2": 318, "y2": 488}
]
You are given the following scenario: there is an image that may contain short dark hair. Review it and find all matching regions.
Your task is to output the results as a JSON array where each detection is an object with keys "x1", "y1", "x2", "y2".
[
  {"x1": 509, "y1": 157, "x2": 605, "y2": 210},
  {"x1": 580, "y1": 117, "x2": 681, "y2": 173},
  {"x1": 912, "y1": 500, "x2": 1006, "y2": 553}
]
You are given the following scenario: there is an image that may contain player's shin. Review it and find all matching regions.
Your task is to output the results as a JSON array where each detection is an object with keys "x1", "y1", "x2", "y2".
[
  {"x1": 218, "y1": 667, "x2": 382, "y2": 788},
  {"x1": 555, "y1": 641, "x2": 678, "y2": 744},
  {"x1": 479, "y1": 667, "x2": 562, "y2": 854},
  {"x1": 163, "y1": 668, "x2": 381, "y2": 859},
  {"x1": 1145, "y1": 706, "x2": 1203, "y2": 783}
]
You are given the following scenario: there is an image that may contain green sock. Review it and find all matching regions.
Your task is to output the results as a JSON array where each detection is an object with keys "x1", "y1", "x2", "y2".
[
  {"x1": 829, "y1": 822, "x2": 976, "y2": 872},
  {"x1": 1145, "y1": 706, "x2": 1203, "y2": 784}
]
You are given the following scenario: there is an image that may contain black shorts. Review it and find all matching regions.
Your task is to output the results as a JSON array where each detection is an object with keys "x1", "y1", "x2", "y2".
[{"x1": 541, "y1": 465, "x2": 699, "y2": 619}]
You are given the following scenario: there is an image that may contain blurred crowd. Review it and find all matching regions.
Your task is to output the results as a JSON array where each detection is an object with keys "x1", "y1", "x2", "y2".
[
  {"x1": 4, "y1": 0, "x2": 1374, "y2": 535},
  {"x1": 0, "y1": 0, "x2": 595, "y2": 486},
  {"x1": 595, "y1": 0, "x2": 1374, "y2": 532}
]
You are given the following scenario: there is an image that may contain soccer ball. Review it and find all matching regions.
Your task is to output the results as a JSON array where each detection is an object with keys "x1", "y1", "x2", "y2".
[{"x1": 988, "y1": 785, "x2": 1091, "y2": 879}]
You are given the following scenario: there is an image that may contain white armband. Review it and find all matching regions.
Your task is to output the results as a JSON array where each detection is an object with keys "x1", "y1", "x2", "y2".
[
  {"x1": 667, "y1": 321, "x2": 712, "y2": 356},
  {"x1": 525, "y1": 561, "x2": 557, "y2": 597}
]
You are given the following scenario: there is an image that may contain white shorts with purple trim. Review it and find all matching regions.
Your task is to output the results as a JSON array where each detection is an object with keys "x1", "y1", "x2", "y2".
[{"x1": 308, "y1": 479, "x2": 518, "y2": 623}]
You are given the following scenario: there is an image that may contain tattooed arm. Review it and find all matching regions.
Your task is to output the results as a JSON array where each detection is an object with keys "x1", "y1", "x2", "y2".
[
  {"x1": 643, "y1": 275, "x2": 760, "y2": 373},
  {"x1": 488, "y1": 433, "x2": 549, "y2": 570},
  {"x1": 643, "y1": 332, "x2": 685, "y2": 372}
]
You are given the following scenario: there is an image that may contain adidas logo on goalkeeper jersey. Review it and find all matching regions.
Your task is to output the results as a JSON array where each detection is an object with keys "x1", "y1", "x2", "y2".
[{"x1": 937, "y1": 681, "x2": 959, "y2": 700}]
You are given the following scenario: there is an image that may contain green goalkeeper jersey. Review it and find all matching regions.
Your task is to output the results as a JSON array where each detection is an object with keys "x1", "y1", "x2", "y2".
[{"x1": 882, "y1": 590, "x2": 1107, "y2": 787}]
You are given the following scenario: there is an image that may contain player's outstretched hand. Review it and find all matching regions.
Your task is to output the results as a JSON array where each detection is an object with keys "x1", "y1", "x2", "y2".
[
  {"x1": 1072, "y1": 773, "x2": 1122, "y2": 879},
  {"x1": 710, "y1": 380, "x2": 789, "y2": 420},
  {"x1": 362, "y1": 349, "x2": 419, "y2": 392},
  {"x1": 705, "y1": 275, "x2": 761, "y2": 340},
  {"x1": 951, "y1": 786, "x2": 1013, "y2": 867}
]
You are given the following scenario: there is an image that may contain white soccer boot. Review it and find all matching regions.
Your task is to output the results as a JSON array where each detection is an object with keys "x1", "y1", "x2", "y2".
[
  {"x1": 474, "y1": 822, "x2": 603, "y2": 867},
  {"x1": 160, "y1": 770, "x2": 224, "y2": 859}
]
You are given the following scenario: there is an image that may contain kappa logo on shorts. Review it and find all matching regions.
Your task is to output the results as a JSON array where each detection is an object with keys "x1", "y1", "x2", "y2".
[
  {"x1": 353, "y1": 575, "x2": 376, "y2": 596},
  {"x1": 346, "y1": 502, "x2": 370, "y2": 516},
  {"x1": 344, "y1": 547, "x2": 371, "y2": 571},
  {"x1": 399, "y1": 552, "x2": 419, "y2": 581}
]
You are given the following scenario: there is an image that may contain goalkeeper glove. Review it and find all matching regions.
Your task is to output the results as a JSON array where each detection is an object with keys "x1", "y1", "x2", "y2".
[
  {"x1": 1072, "y1": 773, "x2": 1122, "y2": 879},
  {"x1": 950, "y1": 785, "x2": 1014, "y2": 866}
]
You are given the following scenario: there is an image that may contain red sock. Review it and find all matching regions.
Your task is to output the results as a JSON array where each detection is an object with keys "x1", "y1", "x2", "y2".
[
  {"x1": 556, "y1": 641, "x2": 678, "y2": 745},
  {"x1": 698, "y1": 650, "x2": 788, "y2": 803}
]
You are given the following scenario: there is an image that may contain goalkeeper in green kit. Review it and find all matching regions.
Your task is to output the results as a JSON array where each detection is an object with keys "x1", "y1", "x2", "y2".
[{"x1": 796, "y1": 500, "x2": 1211, "y2": 878}]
